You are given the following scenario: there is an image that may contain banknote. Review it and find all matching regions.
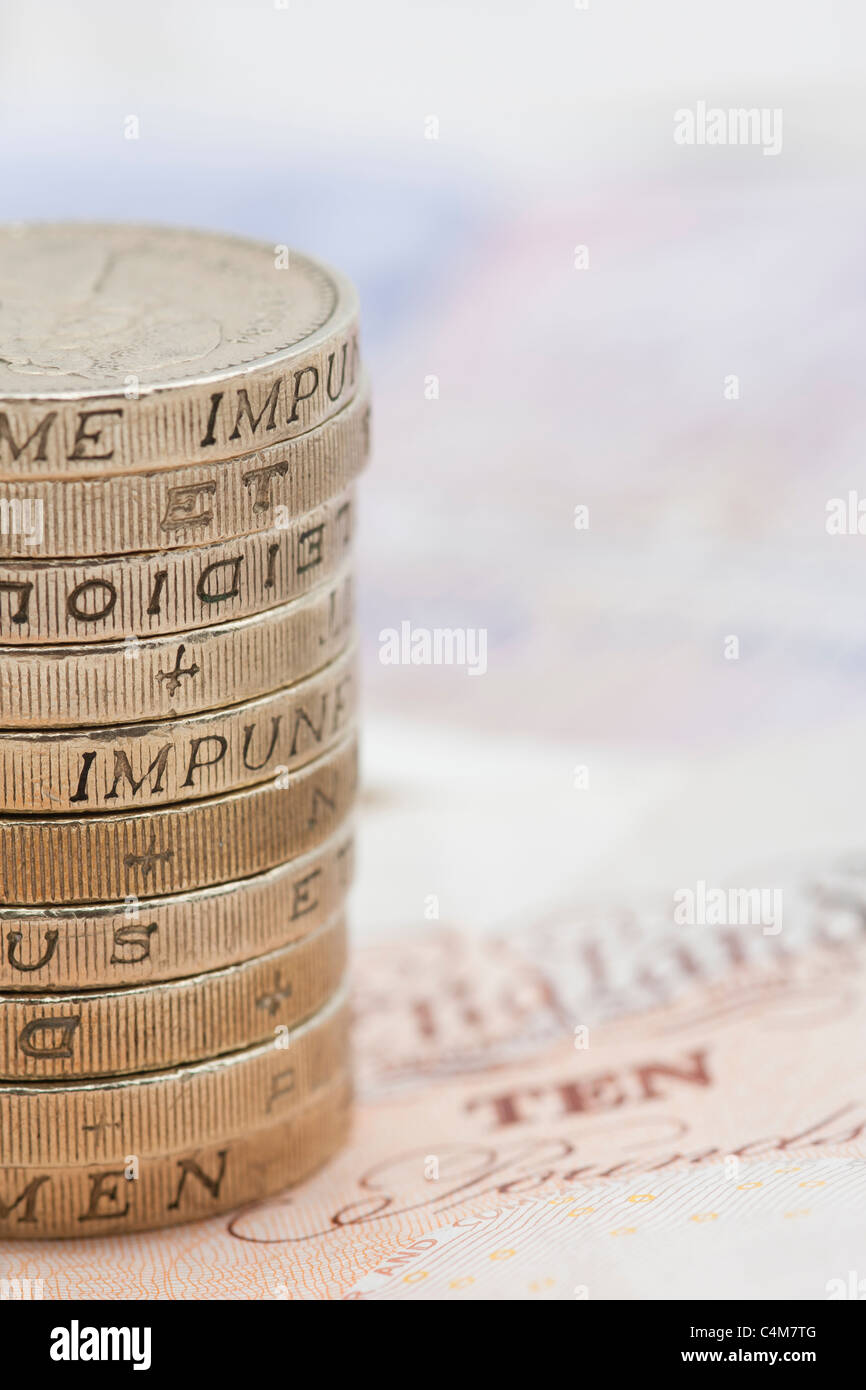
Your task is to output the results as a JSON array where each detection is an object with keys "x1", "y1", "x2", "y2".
[
  {"x1": 353, "y1": 704, "x2": 866, "y2": 988},
  {"x1": 2, "y1": 927, "x2": 864, "y2": 1300}
]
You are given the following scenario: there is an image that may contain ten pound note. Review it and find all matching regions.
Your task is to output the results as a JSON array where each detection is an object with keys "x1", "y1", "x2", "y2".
[{"x1": 1, "y1": 920, "x2": 864, "y2": 1300}]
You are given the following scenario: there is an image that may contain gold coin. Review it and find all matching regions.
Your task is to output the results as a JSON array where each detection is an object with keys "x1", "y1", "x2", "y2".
[
  {"x1": 0, "y1": 568, "x2": 353, "y2": 728},
  {"x1": 0, "y1": 1070, "x2": 351, "y2": 1238},
  {"x1": 0, "y1": 984, "x2": 349, "y2": 1167},
  {"x1": 0, "y1": 224, "x2": 361, "y2": 476},
  {"x1": 0, "y1": 912, "x2": 347, "y2": 1079},
  {"x1": 0, "y1": 378, "x2": 369, "y2": 558},
  {"x1": 0, "y1": 490, "x2": 353, "y2": 644},
  {"x1": 0, "y1": 644, "x2": 356, "y2": 813},
  {"x1": 0, "y1": 825, "x2": 354, "y2": 991},
  {"x1": 0, "y1": 731, "x2": 357, "y2": 905}
]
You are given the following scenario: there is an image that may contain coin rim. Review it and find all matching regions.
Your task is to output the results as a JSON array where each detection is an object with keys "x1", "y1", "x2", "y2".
[{"x1": 0, "y1": 223, "x2": 358, "y2": 403}]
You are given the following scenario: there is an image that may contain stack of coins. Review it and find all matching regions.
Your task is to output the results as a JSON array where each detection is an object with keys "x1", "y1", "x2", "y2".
[{"x1": 0, "y1": 225, "x2": 368, "y2": 1237}]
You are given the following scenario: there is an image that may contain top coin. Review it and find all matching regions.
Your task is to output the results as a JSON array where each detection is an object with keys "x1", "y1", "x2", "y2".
[{"x1": 0, "y1": 223, "x2": 361, "y2": 477}]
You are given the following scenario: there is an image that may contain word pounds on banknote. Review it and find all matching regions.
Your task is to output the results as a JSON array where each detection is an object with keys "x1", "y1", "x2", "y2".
[{"x1": 0, "y1": 224, "x2": 367, "y2": 1234}]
